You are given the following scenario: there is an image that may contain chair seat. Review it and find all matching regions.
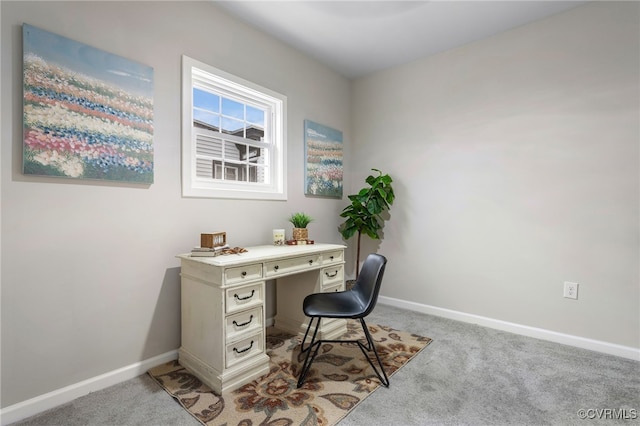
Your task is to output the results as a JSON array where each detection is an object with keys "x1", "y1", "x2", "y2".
[{"x1": 302, "y1": 291, "x2": 365, "y2": 318}]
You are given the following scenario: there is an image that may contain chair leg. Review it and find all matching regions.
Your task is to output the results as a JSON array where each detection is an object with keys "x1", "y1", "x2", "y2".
[
  {"x1": 299, "y1": 316, "x2": 317, "y2": 354},
  {"x1": 297, "y1": 317, "x2": 321, "y2": 388},
  {"x1": 357, "y1": 318, "x2": 390, "y2": 387},
  {"x1": 298, "y1": 317, "x2": 390, "y2": 388}
]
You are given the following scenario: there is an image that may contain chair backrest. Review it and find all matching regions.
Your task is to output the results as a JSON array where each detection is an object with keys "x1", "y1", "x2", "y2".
[{"x1": 352, "y1": 253, "x2": 387, "y2": 317}]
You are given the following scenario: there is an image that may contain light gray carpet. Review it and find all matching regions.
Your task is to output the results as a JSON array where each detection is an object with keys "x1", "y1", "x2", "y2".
[{"x1": 10, "y1": 304, "x2": 640, "y2": 425}]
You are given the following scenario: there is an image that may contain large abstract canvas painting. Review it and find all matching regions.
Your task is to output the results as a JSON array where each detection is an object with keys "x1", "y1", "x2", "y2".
[
  {"x1": 304, "y1": 120, "x2": 343, "y2": 198},
  {"x1": 22, "y1": 24, "x2": 154, "y2": 183}
]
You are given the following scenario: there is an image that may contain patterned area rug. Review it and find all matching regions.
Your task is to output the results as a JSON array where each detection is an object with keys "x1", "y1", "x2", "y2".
[{"x1": 148, "y1": 321, "x2": 431, "y2": 425}]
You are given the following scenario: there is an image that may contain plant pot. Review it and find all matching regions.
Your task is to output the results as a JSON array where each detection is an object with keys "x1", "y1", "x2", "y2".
[{"x1": 292, "y1": 227, "x2": 308, "y2": 241}]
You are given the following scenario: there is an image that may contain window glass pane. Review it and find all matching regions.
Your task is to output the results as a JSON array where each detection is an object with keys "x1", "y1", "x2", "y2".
[
  {"x1": 213, "y1": 161, "x2": 240, "y2": 181},
  {"x1": 213, "y1": 161, "x2": 223, "y2": 180},
  {"x1": 193, "y1": 88, "x2": 219, "y2": 113},
  {"x1": 222, "y1": 117, "x2": 244, "y2": 136},
  {"x1": 225, "y1": 166, "x2": 238, "y2": 181},
  {"x1": 235, "y1": 144, "x2": 248, "y2": 161},
  {"x1": 246, "y1": 127, "x2": 264, "y2": 141},
  {"x1": 248, "y1": 146, "x2": 262, "y2": 162},
  {"x1": 196, "y1": 136, "x2": 223, "y2": 157},
  {"x1": 246, "y1": 106, "x2": 264, "y2": 126},
  {"x1": 196, "y1": 158, "x2": 213, "y2": 178},
  {"x1": 193, "y1": 110, "x2": 220, "y2": 130},
  {"x1": 224, "y1": 141, "x2": 240, "y2": 160},
  {"x1": 248, "y1": 164, "x2": 258, "y2": 182},
  {"x1": 222, "y1": 97, "x2": 244, "y2": 120}
]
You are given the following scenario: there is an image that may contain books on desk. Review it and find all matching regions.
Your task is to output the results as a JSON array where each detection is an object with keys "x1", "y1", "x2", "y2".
[{"x1": 190, "y1": 245, "x2": 230, "y2": 257}]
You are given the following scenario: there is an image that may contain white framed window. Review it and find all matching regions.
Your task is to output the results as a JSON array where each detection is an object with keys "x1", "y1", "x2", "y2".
[{"x1": 181, "y1": 56, "x2": 287, "y2": 200}]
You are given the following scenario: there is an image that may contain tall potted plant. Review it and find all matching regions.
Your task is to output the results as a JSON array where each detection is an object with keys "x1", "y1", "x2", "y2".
[{"x1": 338, "y1": 169, "x2": 395, "y2": 279}]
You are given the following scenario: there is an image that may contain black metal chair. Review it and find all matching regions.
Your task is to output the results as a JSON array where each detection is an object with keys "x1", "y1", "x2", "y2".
[{"x1": 297, "y1": 253, "x2": 389, "y2": 388}]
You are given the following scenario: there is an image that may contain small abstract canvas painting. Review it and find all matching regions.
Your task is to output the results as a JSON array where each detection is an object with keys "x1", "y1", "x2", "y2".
[
  {"x1": 22, "y1": 24, "x2": 154, "y2": 183},
  {"x1": 304, "y1": 120, "x2": 343, "y2": 198}
]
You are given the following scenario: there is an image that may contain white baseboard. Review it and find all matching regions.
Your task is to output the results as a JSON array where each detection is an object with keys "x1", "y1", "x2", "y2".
[
  {"x1": 0, "y1": 350, "x2": 178, "y2": 426},
  {"x1": 378, "y1": 296, "x2": 640, "y2": 361}
]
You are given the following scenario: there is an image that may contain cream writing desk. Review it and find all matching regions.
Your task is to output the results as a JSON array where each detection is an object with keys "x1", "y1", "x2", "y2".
[{"x1": 176, "y1": 243, "x2": 347, "y2": 393}]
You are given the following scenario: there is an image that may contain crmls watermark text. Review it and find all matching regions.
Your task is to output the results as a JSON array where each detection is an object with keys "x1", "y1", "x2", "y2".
[{"x1": 577, "y1": 408, "x2": 638, "y2": 420}]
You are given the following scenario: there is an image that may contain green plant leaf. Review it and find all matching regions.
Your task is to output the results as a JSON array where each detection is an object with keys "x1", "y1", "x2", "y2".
[
  {"x1": 288, "y1": 212, "x2": 313, "y2": 228},
  {"x1": 338, "y1": 167, "x2": 394, "y2": 266}
]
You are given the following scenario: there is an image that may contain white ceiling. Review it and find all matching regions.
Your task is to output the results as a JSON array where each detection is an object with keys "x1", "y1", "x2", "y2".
[{"x1": 215, "y1": 1, "x2": 588, "y2": 78}]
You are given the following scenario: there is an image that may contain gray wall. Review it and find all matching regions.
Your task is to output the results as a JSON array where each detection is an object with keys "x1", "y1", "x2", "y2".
[
  {"x1": 1, "y1": 0, "x2": 638, "y2": 411},
  {"x1": 353, "y1": 2, "x2": 639, "y2": 348},
  {"x1": 1, "y1": 1, "x2": 351, "y2": 407}
]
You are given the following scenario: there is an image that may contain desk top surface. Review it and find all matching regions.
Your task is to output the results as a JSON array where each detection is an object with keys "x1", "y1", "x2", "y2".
[{"x1": 177, "y1": 243, "x2": 346, "y2": 267}]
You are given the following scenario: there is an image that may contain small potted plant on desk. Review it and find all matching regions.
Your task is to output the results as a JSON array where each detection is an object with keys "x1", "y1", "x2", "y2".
[{"x1": 288, "y1": 212, "x2": 313, "y2": 241}]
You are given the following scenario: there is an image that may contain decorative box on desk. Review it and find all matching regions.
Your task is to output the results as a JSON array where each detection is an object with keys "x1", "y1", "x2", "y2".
[
  {"x1": 201, "y1": 232, "x2": 226, "y2": 248},
  {"x1": 176, "y1": 243, "x2": 347, "y2": 393}
]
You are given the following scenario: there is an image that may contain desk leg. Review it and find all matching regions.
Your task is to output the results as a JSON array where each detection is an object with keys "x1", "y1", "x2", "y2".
[{"x1": 274, "y1": 270, "x2": 347, "y2": 339}]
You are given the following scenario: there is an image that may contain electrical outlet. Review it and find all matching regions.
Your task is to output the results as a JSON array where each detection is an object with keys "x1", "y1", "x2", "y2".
[{"x1": 564, "y1": 281, "x2": 579, "y2": 299}]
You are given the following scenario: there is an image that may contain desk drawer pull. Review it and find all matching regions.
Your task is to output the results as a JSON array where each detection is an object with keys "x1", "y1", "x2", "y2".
[
  {"x1": 273, "y1": 265, "x2": 279, "y2": 271},
  {"x1": 241, "y1": 271, "x2": 247, "y2": 277},
  {"x1": 325, "y1": 270, "x2": 338, "y2": 278},
  {"x1": 308, "y1": 260, "x2": 313, "y2": 265},
  {"x1": 234, "y1": 290, "x2": 255, "y2": 301},
  {"x1": 232, "y1": 315, "x2": 254, "y2": 328},
  {"x1": 330, "y1": 255, "x2": 334, "y2": 260},
  {"x1": 233, "y1": 340, "x2": 254, "y2": 354}
]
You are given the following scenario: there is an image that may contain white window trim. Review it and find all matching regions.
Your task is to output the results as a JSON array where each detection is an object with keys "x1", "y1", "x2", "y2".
[{"x1": 181, "y1": 55, "x2": 287, "y2": 200}]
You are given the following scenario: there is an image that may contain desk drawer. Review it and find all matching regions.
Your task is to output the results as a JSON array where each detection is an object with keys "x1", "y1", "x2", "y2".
[
  {"x1": 225, "y1": 331, "x2": 264, "y2": 368},
  {"x1": 226, "y1": 282, "x2": 264, "y2": 314},
  {"x1": 226, "y1": 306, "x2": 263, "y2": 342},
  {"x1": 265, "y1": 254, "x2": 321, "y2": 278},
  {"x1": 321, "y1": 265, "x2": 344, "y2": 288},
  {"x1": 324, "y1": 283, "x2": 344, "y2": 293},
  {"x1": 225, "y1": 264, "x2": 263, "y2": 286},
  {"x1": 322, "y1": 250, "x2": 344, "y2": 265}
]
